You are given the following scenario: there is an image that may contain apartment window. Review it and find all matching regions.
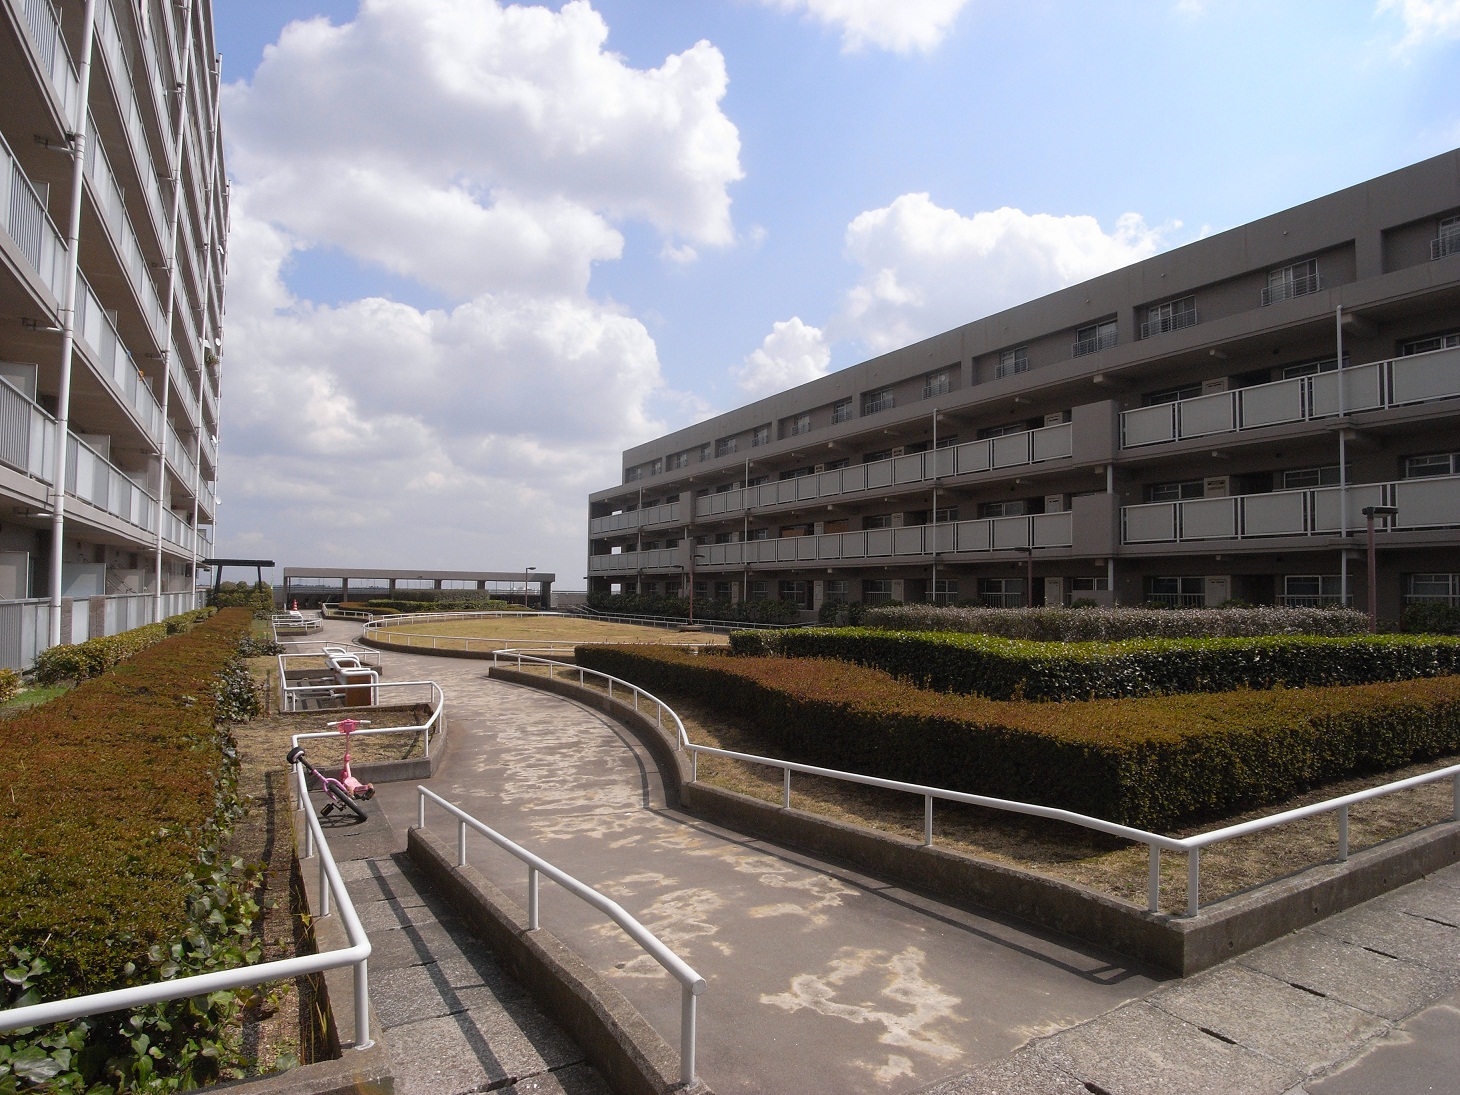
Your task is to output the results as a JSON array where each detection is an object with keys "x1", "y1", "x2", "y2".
[
  {"x1": 1142, "y1": 383, "x2": 1204, "y2": 406},
  {"x1": 1282, "y1": 575, "x2": 1345, "y2": 607},
  {"x1": 780, "y1": 523, "x2": 814, "y2": 537},
  {"x1": 664, "y1": 537, "x2": 680, "y2": 548},
  {"x1": 977, "y1": 422, "x2": 1033, "y2": 440},
  {"x1": 862, "y1": 579, "x2": 894, "y2": 604},
  {"x1": 779, "y1": 580, "x2": 812, "y2": 608},
  {"x1": 1145, "y1": 576, "x2": 1204, "y2": 607},
  {"x1": 863, "y1": 387, "x2": 895, "y2": 415},
  {"x1": 824, "y1": 580, "x2": 849, "y2": 604},
  {"x1": 713, "y1": 581, "x2": 732, "y2": 600},
  {"x1": 713, "y1": 531, "x2": 733, "y2": 544},
  {"x1": 863, "y1": 514, "x2": 894, "y2": 529},
  {"x1": 978, "y1": 500, "x2": 1028, "y2": 518},
  {"x1": 715, "y1": 436, "x2": 737, "y2": 457},
  {"x1": 1141, "y1": 296, "x2": 1197, "y2": 339},
  {"x1": 933, "y1": 506, "x2": 959, "y2": 523},
  {"x1": 666, "y1": 452, "x2": 689, "y2": 471},
  {"x1": 1282, "y1": 354, "x2": 1349, "y2": 379},
  {"x1": 625, "y1": 466, "x2": 643, "y2": 482},
  {"x1": 1282, "y1": 465, "x2": 1344, "y2": 489},
  {"x1": 1073, "y1": 319, "x2": 1117, "y2": 358},
  {"x1": 1433, "y1": 215, "x2": 1460, "y2": 260},
  {"x1": 747, "y1": 475, "x2": 769, "y2": 487},
  {"x1": 1401, "y1": 331, "x2": 1460, "y2": 356},
  {"x1": 751, "y1": 424, "x2": 771, "y2": 448},
  {"x1": 1262, "y1": 259, "x2": 1321, "y2": 306},
  {"x1": 923, "y1": 368, "x2": 951, "y2": 399},
  {"x1": 698, "y1": 443, "x2": 711, "y2": 461},
  {"x1": 1403, "y1": 452, "x2": 1460, "y2": 478},
  {"x1": 648, "y1": 458, "x2": 663, "y2": 476},
  {"x1": 1071, "y1": 577, "x2": 1110, "y2": 592},
  {"x1": 978, "y1": 577, "x2": 1025, "y2": 608},
  {"x1": 643, "y1": 581, "x2": 659, "y2": 595},
  {"x1": 862, "y1": 448, "x2": 894, "y2": 463},
  {"x1": 747, "y1": 527, "x2": 769, "y2": 540},
  {"x1": 997, "y1": 347, "x2": 1030, "y2": 378},
  {"x1": 786, "y1": 413, "x2": 811, "y2": 437},
  {"x1": 749, "y1": 580, "x2": 770, "y2": 600},
  {"x1": 713, "y1": 482, "x2": 735, "y2": 494},
  {"x1": 1145, "y1": 480, "x2": 1204, "y2": 503},
  {"x1": 826, "y1": 457, "x2": 850, "y2": 470},
  {"x1": 930, "y1": 578, "x2": 959, "y2": 605},
  {"x1": 831, "y1": 398, "x2": 854, "y2": 424},
  {"x1": 693, "y1": 579, "x2": 708, "y2": 599},
  {"x1": 1406, "y1": 573, "x2": 1460, "y2": 605},
  {"x1": 935, "y1": 434, "x2": 959, "y2": 449}
]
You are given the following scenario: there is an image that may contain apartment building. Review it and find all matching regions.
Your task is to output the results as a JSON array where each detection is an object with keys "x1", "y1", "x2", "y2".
[
  {"x1": 588, "y1": 152, "x2": 1460, "y2": 620},
  {"x1": 1, "y1": 0, "x2": 227, "y2": 668}
]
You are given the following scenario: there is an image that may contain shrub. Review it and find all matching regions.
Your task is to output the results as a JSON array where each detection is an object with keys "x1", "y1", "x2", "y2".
[
  {"x1": 209, "y1": 581, "x2": 275, "y2": 617},
  {"x1": 587, "y1": 592, "x2": 802, "y2": 625},
  {"x1": 746, "y1": 628, "x2": 1460, "y2": 700},
  {"x1": 1403, "y1": 601, "x2": 1460, "y2": 636},
  {"x1": 363, "y1": 597, "x2": 521, "y2": 613},
  {"x1": 0, "y1": 668, "x2": 19, "y2": 702},
  {"x1": 863, "y1": 603, "x2": 1369, "y2": 641},
  {"x1": 32, "y1": 623, "x2": 168, "y2": 686},
  {"x1": 576, "y1": 644, "x2": 1460, "y2": 830}
]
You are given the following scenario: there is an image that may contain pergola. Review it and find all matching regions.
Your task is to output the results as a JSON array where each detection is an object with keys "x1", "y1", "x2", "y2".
[{"x1": 281, "y1": 567, "x2": 556, "y2": 608}]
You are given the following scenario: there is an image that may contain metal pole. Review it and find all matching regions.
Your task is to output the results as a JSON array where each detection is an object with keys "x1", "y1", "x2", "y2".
[
  {"x1": 923, "y1": 795, "x2": 934, "y2": 846},
  {"x1": 1367, "y1": 512, "x2": 1378, "y2": 633},
  {"x1": 680, "y1": 986, "x2": 698, "y2": 1086},
  {"x1": 1337, "y1": 306, "x2": 1349, "y2": 608},
  {"x1": 527, "y1": 867, "x2": 540, "y2": 930},
  {"x1": 353, "y1": 961, "x2": 373, "y2": 1050},
  {"x1": 1337, "y1": 805, "x2": 1349, "y2": 861},
  {"x1": 1147, "y1": 846, "x2": 1161, "y2": 912},
  {"x1": 1187, "y1": 848, "x2": 1200, "y2": 917},
  {"x1": 782, "y1": 768, "x2": 792, "y2": 809}
]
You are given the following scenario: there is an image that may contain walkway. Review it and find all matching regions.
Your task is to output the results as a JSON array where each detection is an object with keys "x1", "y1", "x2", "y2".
[{"x1": 317, "y1": 621, "x2": 1460, "y2": 1094}]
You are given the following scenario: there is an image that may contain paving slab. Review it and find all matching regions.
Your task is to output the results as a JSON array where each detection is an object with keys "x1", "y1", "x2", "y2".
[
  {"x1": 1304, "y1": 989, "x2": 1460, "y2": 1095},
  {"x1": 908, "y1": 1052, "x2": 1089, "y2": 1094},
  {"x1": 385, "y1": 1005, "x2": 595, "y2": 1095},
  {"x1": 1311, "y1": 903, "x2": 1460, "y2": 972}
]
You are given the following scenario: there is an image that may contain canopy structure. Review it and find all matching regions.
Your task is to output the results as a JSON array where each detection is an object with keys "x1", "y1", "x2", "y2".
[{"x1": 281, "y1": 567, "x2": 556, "y2": 608}]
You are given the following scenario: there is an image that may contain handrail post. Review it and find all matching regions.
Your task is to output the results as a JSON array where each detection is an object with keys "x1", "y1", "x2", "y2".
[
  {"x1": 923, "y1": 795, "x2": 934, "y2": 847},
  {"x1": 458, "y1": 820, "x2": 468, "y2": 866},
  {"x1": 691, "y1": 750, "x2": 699, "y2": 782},
  {"x1": 1187, "y1": 848, "x2": 1200, "y2": 916},
  {"x1": 782, "y1": 768, "x2": 792, "y2": 809},
  {"x1": 1337, "y1": 804, "x2": 1349, "y2": 861},
  {"x1": 1453, "y1": 772, "x2": 1459, "y2": 821},
  {"x1": 1147, "y1": 845, "x2": 1161, "y2": 912},
  {"x1": 680, "y1": 984, "x2": 697, "y2": 1087},
  {"x1": 353, "y1": 960, "x2": 373, "y2": 1049},
  {"x1": 528, "y1": 866, "x2": 540, "y2": 930},
  {"x1": 319, "y1": 855, "x2": 331, "y2": 917},
  {"x1": 418, "y1": 789, "x2": 426, "y2": 830}
]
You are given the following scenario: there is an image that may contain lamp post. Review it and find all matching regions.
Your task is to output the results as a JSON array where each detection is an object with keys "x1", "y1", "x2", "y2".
[
  {"x1": 1361, "y1": 506, "x2": 1398, "y2": 633},
  {"x1": 524, "y1": 565, "x2": 536, "y2": 609},
  {"x1": 1016, "y1": 546, "x2": 1034, "y2": 608}
]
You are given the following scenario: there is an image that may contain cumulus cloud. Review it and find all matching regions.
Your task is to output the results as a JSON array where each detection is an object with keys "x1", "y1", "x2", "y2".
[
  {"x1": 1377, "y1": 0, "x2": 1460, "y2": 52},
  {"x1": 836, "y1": 193, "x2": 1167, "y2": 353},
  {"x1": 734, "y1": 317, "x2": 831, "y2": 397},
  {"x1": 759, "y1": 0, "x2": 972, "y2": 53},
  {"x1": 218, "y1": 0, "x2": 744, "y2": 577}
]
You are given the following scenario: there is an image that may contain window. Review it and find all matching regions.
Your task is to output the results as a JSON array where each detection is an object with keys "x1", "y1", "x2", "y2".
[
  {"x1": 978, "y1": 500, "x2": 1028, "y2": 518},
  {"x1": 824, "y1": 580, "x2": 849, "y2": 604},
  {"x1": 713, "y1": 531, "x2": 733, "y2": 544},
  {"x1": 1262, "y1": 259, "x2": 1320, "y2": 306},
  {"x1": 1282, "y1": 465, "x2": 1344, "y2": 489},
  {"x1": 1281, "y1": 355, "x2": 1348, "y2": 379},
  {"x1": 715, "y1": 436, "x2": 737, "y2": 457},
  {"x1": 625, "y1": 466, "x2": 643, "y2": 482},
  {"x1": 1142, "y1": 383, "x2": 1203, "y2": 406},
  {"x1": 863, "y1": 514, "x2": 894, "y2": 529},
  {"x1": 747, "y1": 527, "x2": 769, "y2": 540},
  {"x1": 713, "y1": 581, "x2": 733, "y2": 600},
  {"x1": 997, "y1": 347, "x2": 1030, "y2": 379},
  {"x1": 1282, "y1": 575, "x2": 1346, "y2": 607},
  {"x1": 1145, "y1": 576, "x2": 1204, "y2": 607},
  {"x1": 930, "y1": 578, "x2": 959, "y2": 605},
  {"x1": 746, "y1": 475, "x2": 769, "y2": 487},
  {"x1": 786, "y1": 413, "x2": 811, "y2": 437},
  {"x1": 863, "y1": 387, "x2": 895, "y2": 415},
  {"x1": 1434, "y1": 215, "x2": 1460, "y2": 260},
  {"x1": 1406, "y1": 573, "x2": 1460, "y2": 606},
  {"x1": 933, "y1": 506, "x2": 959, "y2": 523},
  {"x1": 978, "y1": 577, "x2": 1026, "y2": 608},
  {"x1": 778, "y1": 466, "x2": 814, "y2": 480},
  {"x1": 749, "y1": 581, "x2": 770, "y2": 600},
  {"x1": 1141, "y1": 296, "x2": 1197, "y2": 339},
  {"x1": 935, "y1": 434, "x2": 959, "y2": 449},
  {"x1": 1144, "y1": 480, "x2": 1204, "y2": 503},
  {"x1": 1073, "y1": 319, "x2": 1117, "y2": 357},
  {"x1": 1401, "y1": 331, "x2": 1460, "y2": 356},
  {"x1": 1403, "y1": 452, "x2": 1460, "y2": 478},
  {"x1": 862, "y1": 579, "x2": 894, "y2": 604},
  {"x1": 977, "y1": 422, "x2": 1033, "y2": 440},
  {"x1": 862, "y1": 448, "x2": 894, "y2": 463},
  {"x1": 1071, "y1": 577, "x2": 1110, "y2": 592},
  {"x1": 664, "y1": 537, "x2": 679, "y2": 548},
  {"x1": 649, "y1": 458, "x2": 663, "y2": 476},
  {"x1": 698, "y1": 443, "x2": 711, "y2": 461},
  {"x1": 693, "y1": 580, "x2": 708, "y2": 599},
  {"x1": 923, "y1": 369, "x2": 951, "y2": 399},
  {"x1": 831, "y1": 398, "x2": 854, "y2": 424},
  {"x1": 713, "y1": 482, "x2": 735, "y2": 494},
  {"x1": 779, "y1": 523, "x2": 814, "y2": 537},
  {"x1": 751, "y1": 424, "x2": 771, "y2": 448},
  {"x1": 666, "y1": 451, "x2": 689, "y2": 471},
  {"x1": 779, "y1": 580, "x2": 812, "y2": 608}
]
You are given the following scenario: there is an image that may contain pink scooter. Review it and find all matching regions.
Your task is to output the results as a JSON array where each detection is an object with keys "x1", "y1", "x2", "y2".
[{"x1": 326, "y1": 718, "x2": 376, "y2": 799}]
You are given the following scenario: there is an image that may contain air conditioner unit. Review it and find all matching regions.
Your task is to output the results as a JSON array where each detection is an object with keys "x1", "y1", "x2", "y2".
[
  {"x1": 1202, "y1": 378, "x2": 1229, "y2": 395},
  {"x1": 891, "y1": 513, "x2": 905, "y2": 528},
  {"x1": 891, "y1": 446, "x2": 906, "y2": 457},
  {"x1": 1044, "y1": 494, "x2": 1065, "y2": 513},
  {"x1": 1204, "y1": 475, "x2": 1230, "y2": 497},
  {"x1": 1043, "y1": 411, "x2": 1069, "y2": 427},
  {"x1": 813, "y1": 463, "x2": 825, "y2": 473}
]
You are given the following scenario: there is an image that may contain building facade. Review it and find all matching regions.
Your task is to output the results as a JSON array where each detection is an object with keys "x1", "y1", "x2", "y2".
[
  {"x1": 588, "y1": 152, "x2": 1460, "y2": 621},
  {"x1": 1, "y1": 0, "x2": 227, "y2": 668}
]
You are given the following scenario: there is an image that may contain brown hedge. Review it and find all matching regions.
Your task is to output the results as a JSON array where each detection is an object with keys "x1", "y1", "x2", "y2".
[
  {"x1": 576, "y1": 645, "x2": 1460, "y2": 830},
  {"x1": 0, "y1": 608, "x2": 253, "y2": 990}
]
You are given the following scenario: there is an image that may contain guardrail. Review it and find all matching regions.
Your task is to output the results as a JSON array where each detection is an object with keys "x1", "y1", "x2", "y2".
[
  {"x1": 416, "y1": 786, "x2": 706, "y2": 1086},
  {"x1": 490, "y1": 652, "x2": 1460, "y2": 917},
  {"x1": 277, "y1": 674, "x2": 445, "y2": 759},
  {"x1": 0, "y1": 765, "x2": 373, "y2": 1048}
]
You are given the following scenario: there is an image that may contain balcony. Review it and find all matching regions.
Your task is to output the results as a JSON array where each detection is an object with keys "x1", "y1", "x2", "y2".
[
  {"x1": 1139, "y1": 308, "x2": 1198, "y2": 340},
  {"x1": 84, "y1": 120, "x2": 168, "y2": 344},
  {"x1": 863, "y1": 393, "x2": 895, "y2": 415},
  {"x1": 1119, "y1": 345, "x2": 1460, "y2": 449},
  {"x1": 75, "y1": 273, "x2": 164, "y2": 443},
  {"x1": 0, "y1": 377, "x2": 58, "y2": 484},
  {"x1": 17, "y1": 0, "x2": 82, "y2": 121},
  {"x1": 66, "y1": 435, "x2": 157, "y2": 536},
  {"x1": 1434, "y1": 233, "x2": 1460, "y2": 261},
  {"x1": 995, "y1": 358, "x2": 1029, "y2": 379},
  {"x1": 922, "y1": 377, "x2": 950, "y2": 400},
  {"x1": 1072, "y1": 330, "x2": 1118, "y2": 358},
  {"x1": 1121, "y1": 474, "x2": 1460, "y2": 545},
  {"x1": 588, "y1": 500, "x2": 683, "y2": 536},
  {"x1": 1, "y1": 130, "x2": 69, "y2": 300},
  {"x1": 587, "y1": 547, "x2": 682, "y2": 573},
  {"x1": 94, "y1": 0, "x2": 170, "y2": 246},
  {"x1": 831, "y1": 403, "x2": 855, "y2": 424},
  {"x1": 1261, "y1": 272, "x2": 1322, "y2": 306}
]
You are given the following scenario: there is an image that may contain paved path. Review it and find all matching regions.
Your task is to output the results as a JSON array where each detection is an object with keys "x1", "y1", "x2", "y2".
[{"x1": 315, "y1": 621, "x2": 1460, "y2": 1094}]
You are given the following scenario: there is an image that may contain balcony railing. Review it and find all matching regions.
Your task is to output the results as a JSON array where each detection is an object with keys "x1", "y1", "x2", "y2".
[
  {"x1": 863, "y1": 394, "x2": 895, "y2": 415},
  {"x1": 1434, "y1": 234, "x2": 1460, "y2": 261},
  {"x1": 0, "y1": 378, "x2": 58, "y2": 483},
  {"x1": 922, "y1": 378, "x2": 950, "y2": 399},
  {"x1": 1278, "y1": 594, "x2": 1350, "y2": 608},
  {"x1": 66, "y1": 436, "x2": 158, "y2": 535},
  {"x1": 589, "y1": 500, "x2": 683, "y2": 536},
  {"x1": 94, "y1": 0, "x2": 169, "y2": 247},
  {"x1": 1261, "y1": 272, "x2": 1322, "y2": 306},
  {"x1": 1121, "y1": 474, "x2": 1460, "y2": 545},
  {"x1": 1145, "y1": 592, "x2": 1205, "y2": 608},
  {"x1": 75, "y1": 274, "x2": 164, "y2": 442},
  {"x1": 831, "y1": 403, "x2": 854, "y2": 424},
  {"x1": 83, "y1": 115, "x2": 167, "y2": 344},
  {"x1": 20, "y1": 0, "x2": 82, "y2": 122},
  {"x1": 1072, "y1": 330, "x2": 1118, "y2": 358},
  {"x1": 995, "y1": 358, "x2": 1029, "y2": 379},
  {"x1": 1119, "y1": 344, "x2": 1460, "y2": 449},
  {"x1": 1139, "y1": 309, "x2": 1198, "y2": 340},
  {"x1": 1, "y1": 130, "x2": 69, "y2": 300}
]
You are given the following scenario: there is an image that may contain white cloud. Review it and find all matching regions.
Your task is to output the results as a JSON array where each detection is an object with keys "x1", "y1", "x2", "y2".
[
  {"x1": 1377, "y1": 0, "x2": 1460, "y2": 52},
  {"x1": 759, "y1": 0, "x2": 972, "y2": 53},
  {"x1": 217, "y1": 0, "x2": 746, "y2": 580},
  {"x1": 836, "y1": 193, "x2": 1168, "y2": 353},
  {"x1": 734, "y1": 317, "x2": 831, "y2": 397}
]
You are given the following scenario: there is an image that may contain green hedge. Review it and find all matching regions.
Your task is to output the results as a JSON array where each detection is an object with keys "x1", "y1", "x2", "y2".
[
  {"x1": 862, "y1": 603, "x2": 1370, "y2": 640},
  {"x1": 1404, "y1": 602, "x2": 1460, "y2": 635},
  {"x1": 32, "y1": 608, "x2": 213, "y2": 686},
  {"x1": 576, "y1": 644, "x2": 1460, "y2": 830},
  {"x1": 727, "y1": 628, "x2": 1460, "y2": 700},
  {"x1": 363, "y1": 597, "x2": 522, "y2": 613},
  {"x1": 588, "y1": 592, "x2": 802, "y2": 624}
]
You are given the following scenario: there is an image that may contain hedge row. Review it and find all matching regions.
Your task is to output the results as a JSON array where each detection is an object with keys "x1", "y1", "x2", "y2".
[
  {"x1": 862, "y1": 604, "x2": 1370, "y2": 641},
  {"x1": 588, "y1": 592, "x2": 803, "y2": 624},
  {"x1": 362, "y1": 597, "x2": 523, "y2": 613},
  {"x1": 31, "y1": 607, "x2": 213, "y2": 686},
  {"x1": 576, "y1": 644, "x2": 1460, "y2": 830},
  {"x1": 728, "y1": 628, "x2": 1460, "y2": 700},
  {"x1": 0, "y1": 608, "x2": 253, "y2": 990}
]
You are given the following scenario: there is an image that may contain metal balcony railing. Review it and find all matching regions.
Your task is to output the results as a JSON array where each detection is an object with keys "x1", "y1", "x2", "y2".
[
  {"x1": 1139, "y1": 308, "x2": 1199, "y2": 340},
  {"x1": 831, "y1": 403, "x2": 854, "y2": 424},
  {"x1": 1261, "y1": 272, "x2": 1322, "y2": 306},
  {"x1": 995, "y1": 358, "x2": 1029, "y2": 379},
  {"x1": 1434, "y1": 233, "x2": 1460, "y2": 260},
  {"x1": 1072, "y1": 330, "x2": 1118, "y2": 357},
  {"x1": 1, "y1": 131, "x2": 69, "y2": 300},
  {"x1": 862, "y1": 394, "x2": 895, "y2": 415}
]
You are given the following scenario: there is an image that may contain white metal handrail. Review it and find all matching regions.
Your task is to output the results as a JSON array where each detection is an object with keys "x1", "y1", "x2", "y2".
[
  {"x1": 277, "y1": 678, "x2": 444, "y2": 758},
  {"x1": 416, "y1": 786, "x2": 706, "y2": 1086},
  {"x1": 491, "y1": 652, "x2": 1460, "y2": 918},
  {"x1": 0, "y1": 767, "x2": 373, "y2": 1048}
]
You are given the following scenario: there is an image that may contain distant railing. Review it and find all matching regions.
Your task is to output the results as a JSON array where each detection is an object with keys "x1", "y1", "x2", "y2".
[
  {"x1": 489, "y1": 652, "x2": 1460, "y2": 917},
  {"x1": 1073, "y1": 330, "x2": 1118, "y2": 357},
  {"x1": 1139, "y1": 309, "x2": 1198, "y2": 340},
  {"x1": 1261, "y1": 272, "x2": 1322, "y2": 306},
  {"x1": 1433, "y1": 233, "x2": 1460, "y2": 261},
  {"x1": 417, "y1": 787, "x2": 706, "y2": 1085}
]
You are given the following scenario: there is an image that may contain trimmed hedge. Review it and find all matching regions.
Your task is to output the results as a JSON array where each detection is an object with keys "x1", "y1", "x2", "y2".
[
  {"x1": 863, "y1": 604, "x2": 1370, "y2": 641},
  {"x1": 588, "y1": 591, "x2": 803, "y2": 625},
  {"x1": 728, "y1": 628, "x2": 1460, "y2": 701},
  {"x1": 576, "y1": 644, "x2": 1460, "y2": 830},
  {"x1": 32, "y1": 608, "x2": 213, "y2": 686},
  {"x1": 1404, "y1": 602, "x2": 1460, "y2": 635}
]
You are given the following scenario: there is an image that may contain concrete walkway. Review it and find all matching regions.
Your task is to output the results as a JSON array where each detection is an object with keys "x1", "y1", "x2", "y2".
[{"x1": 316, "y1": 621, "x2": 1460, "y2": 1094}]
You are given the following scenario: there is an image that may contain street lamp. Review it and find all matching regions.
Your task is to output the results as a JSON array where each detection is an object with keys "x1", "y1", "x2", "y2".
[
  {"x1": 524, "y1": 565, "x2": 537, "y2": 609},
  {"x1": 1361, "y1": 506, "x2": 1398, "y2": 633}
]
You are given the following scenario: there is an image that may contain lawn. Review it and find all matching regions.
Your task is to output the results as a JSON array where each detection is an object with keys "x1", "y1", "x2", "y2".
[{"x1": 369, "y1": 615, "x2": 729, "y2": 649}]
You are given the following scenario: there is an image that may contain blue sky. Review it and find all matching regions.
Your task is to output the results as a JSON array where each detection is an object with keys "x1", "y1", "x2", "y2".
[{"x1": 211, "y1": 0, "x2": 1460, "y2": 585}]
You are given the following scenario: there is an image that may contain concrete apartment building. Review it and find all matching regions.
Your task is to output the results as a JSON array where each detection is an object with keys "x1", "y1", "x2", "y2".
[
  {"x1": 588, "y1": 152, "x2": 1460, "y2": 620},
  {"x1": 1, "y1": 0, "x2": 226, "y2": 668}
]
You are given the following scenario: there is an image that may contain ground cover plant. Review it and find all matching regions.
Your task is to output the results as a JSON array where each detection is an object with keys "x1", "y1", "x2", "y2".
[
  {"x1": 729, "y1": 628, "x2": 1460, "y2": 700},
  {"x1": 369, "y1": 615, "x2": 727, "y2": 650},
  {"x1": 863, "y1": 603, "x2": 1369, "y2": 640},
  {"x1": 575, "y1": 645, "x2": 1460, "y2": 831},
  {"x1": 0, "y1": 608, "x2": 277, "y2": 1092}
]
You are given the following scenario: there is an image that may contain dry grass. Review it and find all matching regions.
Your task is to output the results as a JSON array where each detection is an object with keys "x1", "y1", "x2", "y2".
[{"x1": 371, "y1": 615, "x2": 728, "y2": 650}]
